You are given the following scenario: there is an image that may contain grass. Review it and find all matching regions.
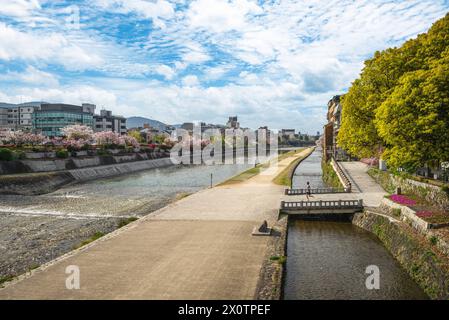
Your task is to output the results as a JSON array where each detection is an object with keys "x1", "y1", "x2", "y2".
[
  {"x1": 73, "y1": 231, "x2": 105, "y2": 250},
  {"x1": 117, "y1": 217, "x2": 139, "y2": 229},
  {"x1": 175, "y1": 192, "x2": 192, "y2": 201},
  {"x1": 219, "y1": 147, "x2": 309, "y2": 186},
  {"x1": 269, "y1": 255, "x2": 287, "y2": 265},
  {"x1": 321, "y1": 160, "x2": 344, "y2": 189},
  {"x1": 0, "y1": 275, "x2": 15, "y2": 287},
  {"x1": 272, "y1": 147, "x2": 314, "y2": 187}
]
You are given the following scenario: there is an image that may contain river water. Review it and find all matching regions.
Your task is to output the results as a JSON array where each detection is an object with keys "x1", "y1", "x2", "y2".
[
  {"x1": 284, "y1": 148, "x2": 427, "y2": 299},
  {"x1": 0, "y1": 163, "x2": 252, "y2": 217},
  {"x1": 0, "y1": 162, "x2": 252, "y2": 278}
]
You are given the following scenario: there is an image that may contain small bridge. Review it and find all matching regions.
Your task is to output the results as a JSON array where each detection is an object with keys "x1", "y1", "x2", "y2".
[
  {"x1": 280, "y1": 199, "x2": 363, "y2": 217},
  {"x1": 285, "y1": 187, "x2": 347, "y2": 195}
]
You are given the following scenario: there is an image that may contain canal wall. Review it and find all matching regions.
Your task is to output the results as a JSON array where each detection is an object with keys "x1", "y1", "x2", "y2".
[
  {"x1": 254, "y1": 216, "x2": 288, "y2": 300},
  {"x1": 0, "y1": 157, "x2": 174, "y2": 195},
  {"x1": 353, "y1": 210, "x2": 449, "y2": 299}
]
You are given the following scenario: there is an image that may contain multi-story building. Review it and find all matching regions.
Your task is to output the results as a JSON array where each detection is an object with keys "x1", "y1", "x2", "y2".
[
  {"x1": 323, "y1": 95, "x2": 345, "y2": 161},
  {"x1": 280, "y1": 129, "x2": 296, "y2": 139},
  {"x1": 226, "y1": 116, "x2": 240, "y2": 129},
  {"x1": 0, "y1": 104, "x2": 10, "y2": 128},
  {"x1": 32, "y1": 103, "x2": 94, "y2": 137},
  {"x1": 0, "y1": 101, "x2": 128, "y2": 137},
  {"x1": 181, "y1": 122, "x2": 194, "y2": 133},
  {"x1": 0, "y1": 102, "x2": 46, "y2": 131},
  {"x1": 94, "y1": 110, "x2": 127, "y2": 135},
  {"x1": 18, "y1": 102, "x2": 46, "y2": 130}
]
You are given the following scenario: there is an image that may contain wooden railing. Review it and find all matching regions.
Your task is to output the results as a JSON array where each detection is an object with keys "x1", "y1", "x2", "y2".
[
  {"x1": 330, "y1": 157, "x2": 352, "y2": 192},
  {"x1": 285, "y1": 188, "x2": 346, "y2": 195},
  {"x1": 281, "y1": 199, "x2": 363, "y2": 209}
]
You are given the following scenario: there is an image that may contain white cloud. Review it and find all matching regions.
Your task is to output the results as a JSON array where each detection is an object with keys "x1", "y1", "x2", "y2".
[
  {"x1": 182, "y1": 75, "x2": 200, "y2": 87},
  {"x1": 181, "y1": 42, "x2": 211, "y2": 64},
  {"x1": 155, "y1": 64, "x2": 176, "y2": 80},
  {"x1": 95, "y1": 0, "x2": 175, "y2": 28},
  {"x1": 0, "y1": 22, "x2": 103, "y2": 70},
  {"x1": 187, "y1": 0, "x2": 262, "y2": 33},
  {"x1": 0, "y1": 0, "x2": 41, "y2": 17},
  {"x1": 0, "y1": 66, "x2": 59, "y2": 86}
]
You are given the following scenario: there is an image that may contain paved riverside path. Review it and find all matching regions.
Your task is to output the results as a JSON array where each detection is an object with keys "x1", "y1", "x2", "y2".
[
  {"x1": 282, "y1": 161, "x2": 387, "y2": 207},
  {"x1": 0, "y1": 149, "x2": 312, "y2": 300}
]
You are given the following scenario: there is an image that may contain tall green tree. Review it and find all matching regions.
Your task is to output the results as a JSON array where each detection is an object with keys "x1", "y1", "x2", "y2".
[
  {"x1": 376, "y1": 59, "x2": 449, "y2": 171},
  {"x1": 338, "y1": 13, "x2": 449, "y2": 170}
]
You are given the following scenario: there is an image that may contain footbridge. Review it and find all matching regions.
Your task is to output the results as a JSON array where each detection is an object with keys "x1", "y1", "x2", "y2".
[{"x1": 280, "y1": 199, "x2": 364, "y2": 220}]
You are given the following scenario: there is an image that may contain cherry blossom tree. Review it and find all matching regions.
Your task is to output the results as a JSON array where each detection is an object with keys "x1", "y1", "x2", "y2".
[{"x1": 61, "y1": 125, "x2": 94, "y2": 141}]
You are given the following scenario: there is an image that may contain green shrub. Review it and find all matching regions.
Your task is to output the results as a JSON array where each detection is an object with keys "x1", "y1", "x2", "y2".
[
  {"x1": 0, "y1": 148, "x2": 14, "y2": 161},
  {"x1": 442, "y1": 186, "x2": 449, "y2": 198},
  {"x1": 392, "y1": 208, "x2": 401, "y2": 217},
  {"x1": 14, "y1": 151, "x2": 26, "y2": 160},
  {"x1": 429, "y1": 236, "x2": 439, "y2": 246},
  {"x1": 55, "y1": 149, "x2": 69, "y2": 158},
  {"x1": 97, "y1": 149, "x2": 111, "y2": 156}
]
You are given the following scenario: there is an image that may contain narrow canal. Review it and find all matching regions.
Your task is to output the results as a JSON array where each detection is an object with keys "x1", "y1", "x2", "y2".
[{"x1": 284, "y1": 148, "x2": 427, "y2": 299}]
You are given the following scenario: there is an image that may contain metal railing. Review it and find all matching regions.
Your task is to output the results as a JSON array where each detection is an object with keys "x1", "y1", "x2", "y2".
[
  {"x1": 285, "y1": 188, "x2": 346, "y2": 195},
  {"x1": 281, "y1": 199, "x2": 363, "y2": 209}
]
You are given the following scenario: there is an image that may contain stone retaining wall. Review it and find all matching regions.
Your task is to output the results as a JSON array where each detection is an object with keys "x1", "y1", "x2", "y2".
[
  {"x1": 380, "y1": 198, "x2": 430, "y2": 233},
  {"x1": 0, "y1": 152, "x2": 169, "y2": 175},
  {"x1": 0, "y1": 157, "x2": 174, "y2": 195},
  {"x1": 254, "y1": 216, "x2": 288, "y2": 300},
  {"x1": 353, "y1": 210, "x2": 449, "y2": 299},
  {"x1": 369, "y1": 169, "x2": 449, "y2": 211}
]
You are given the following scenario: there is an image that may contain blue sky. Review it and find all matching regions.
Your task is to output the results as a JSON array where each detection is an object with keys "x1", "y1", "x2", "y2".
[{"x1": 0, "y1": 0, "x2": 448, "y2": 133}]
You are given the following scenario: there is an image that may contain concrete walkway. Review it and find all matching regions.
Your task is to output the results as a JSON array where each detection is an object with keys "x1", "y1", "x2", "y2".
[
  {"x1": 0, "y1": 149, "x2": 312, "y2": 300},
  {"x1": 282, "y1": 161, "x2": 387, "y2": 207}
]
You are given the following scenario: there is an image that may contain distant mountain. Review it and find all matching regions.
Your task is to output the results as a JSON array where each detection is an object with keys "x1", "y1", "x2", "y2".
[{"x1": 126, "y1": 116, "x2": 168, "y2": 130}]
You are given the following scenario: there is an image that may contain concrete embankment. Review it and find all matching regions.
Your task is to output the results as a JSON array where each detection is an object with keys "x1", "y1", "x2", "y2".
[
  {"x1": 0, "y1": 157, "x2": 174, "y2": 195},
  {"x1": 353, "y1": 210, "x2": 449, "y2": 299}
]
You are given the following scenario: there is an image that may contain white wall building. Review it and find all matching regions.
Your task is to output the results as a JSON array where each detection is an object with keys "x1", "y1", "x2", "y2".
[{"x1": 94, "y1": 110, "x2": 127, "y2": 135}]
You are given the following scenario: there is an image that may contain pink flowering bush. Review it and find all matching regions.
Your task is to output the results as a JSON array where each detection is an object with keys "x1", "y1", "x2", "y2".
[
  {"x1": 123, "y1": 135, "x2": 140, "y2": 148},
  {"x1": 94, "y1": 131, "x2": 123, "y2": 147},
  {"x1": 61, "y1": 125, "x2": 94, "y2": 141},
  {"x1": 416, "y1": 211, "x2": 433, "y2": 218},
  {"x1": 3, "y1": 131, "x2": 47, "y2": 146},
  {"x1": 389, "y1": 194, "x2": 417, "y2": 206},
  {"x1": 64, "y1": 139, "x2": 90, "y2": 151}
]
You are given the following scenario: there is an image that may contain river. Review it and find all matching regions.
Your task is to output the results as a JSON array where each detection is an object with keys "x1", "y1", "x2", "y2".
[
  {"x1": 284, "y1": 148, "x2": 427, "y2": 299},
  {"x1": 0, "y1": 162, "x2": 252, "y2": 279}
]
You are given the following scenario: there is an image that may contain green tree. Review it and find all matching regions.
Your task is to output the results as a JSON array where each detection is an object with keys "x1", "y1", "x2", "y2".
[
  {"x1": 338, "y1": 13, "x2": 449, "y2": 169},
  {"x1": 128, "y1": 130, "x2": 144, "y2": 143},
  {"x1": 376, "y1": 61, "x2": 449, "y2": 171}
]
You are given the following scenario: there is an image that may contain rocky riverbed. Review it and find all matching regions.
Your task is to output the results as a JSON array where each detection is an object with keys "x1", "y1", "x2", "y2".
[{"x1": 0, "y1": 163, "x2": 251, "y2": 282}]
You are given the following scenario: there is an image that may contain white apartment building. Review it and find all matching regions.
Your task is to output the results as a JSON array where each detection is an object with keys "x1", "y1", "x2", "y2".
[{"x1": 94, "y1": 109, "x2": 127, "y2": 135}]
